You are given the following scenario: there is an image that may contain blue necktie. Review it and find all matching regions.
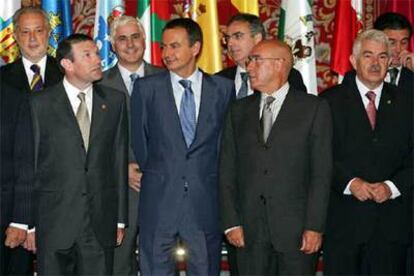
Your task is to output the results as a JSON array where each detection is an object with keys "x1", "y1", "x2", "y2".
[
  {"x1": 129, "y1": 73, "x2": 139, "y2": 95},
  {"x1": 179, "y1": 79, "x2": 196, "y2": 148}
]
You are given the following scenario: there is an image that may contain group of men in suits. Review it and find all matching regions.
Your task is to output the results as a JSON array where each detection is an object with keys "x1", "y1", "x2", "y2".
[{"x1": 1, "y1": 5, "x2": 413, "y2": 276}]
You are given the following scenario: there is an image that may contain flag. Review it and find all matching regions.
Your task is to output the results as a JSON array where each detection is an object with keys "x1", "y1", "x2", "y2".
[
  {"x1": 192, "y1": 0, "x2": 222, "y2": 74},
  {"x1": 331, "y1": 0, "x2": 363, "y2": 77},
  {"x1": 230, "y1": 0, "x2": 259, "y2": 15},
  {"x1": 0, "y1": 0, "x2": 20, "y2": 64},
  {"x1": 94, "y1": 0, "x2": 125, "y2": 71},
  {"x1": 42, "y1": 0, "x2": 72, "y2": 57},
  {"x1": 137, "y1": 0, "x2": 170, "y2": 67},
  {"x1": 278, "y1": 0, "x2": 317, "y2": 94}
]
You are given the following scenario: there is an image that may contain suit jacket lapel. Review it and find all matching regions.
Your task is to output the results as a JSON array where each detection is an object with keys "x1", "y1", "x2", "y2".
[
  {"x1": 89, "y1": 84, "x2": 108, "y2": 144},
  {"x1": 376, "y1": 84, "x2": 395, "y2": 132},
  {"x1": 44, "y1": 56, "x2": 62, "y2": 88},
  {"x1": 11, "y1": 59, "x2": 31, "y2": 91}
]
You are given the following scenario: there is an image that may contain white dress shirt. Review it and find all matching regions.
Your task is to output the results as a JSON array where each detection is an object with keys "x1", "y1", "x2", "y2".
[
  {"x1": 170, "y1": 68, "x2": 203, "y2": 120},
  {"x1": 343, "y1": 76, "x2": 401, "y2": 199},
  {"x1": 118, "y1": 62, "x2": 145, "y2": 94}
]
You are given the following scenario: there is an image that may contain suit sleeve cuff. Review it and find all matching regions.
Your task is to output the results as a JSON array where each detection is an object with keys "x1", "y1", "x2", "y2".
[
  {"x1": 384, "y1": 180, "x2": 401, "y2": 199},
  {"x1": 343, "y1": 177, "x2": 357, "y2": 194},
  {"x1": 9, "y1": 223, "x2": 28, "y2": 230},
  {"x1": 224, "y1": 226, "x2": 241, "y2": 234}
]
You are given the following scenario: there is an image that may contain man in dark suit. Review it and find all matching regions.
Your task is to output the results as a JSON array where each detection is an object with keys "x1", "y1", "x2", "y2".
[
  {"x1": 219, "y1": 39, "x2": 332, "y2": 275},
  {"x1": 216, "y1": 13, "x2": 307, "y2": 97},
  {"x1": 26, "y1": 34, "x2": 128, "y2": 275},
  {"x1": 1, "y1": 82, "x2": 34, "y2": 275},
  {"x1": 99, "y1": 15, "x2": 164, "y2": 275},
  {"x1": 0, "y1": 6, "x2": 62, "y2": 275},
  {"x1": 131, "y1": 18, "x2": 234, "y2": 275},
  {"x1": 343, "y1": 12, "x2": 413, "y2": 93},
  {"x1": 322, "y1": 30, "x2": 412, "y2": 275},
  {"x1": 0, "y1": 7, "x2": 63, "y2": 93}
]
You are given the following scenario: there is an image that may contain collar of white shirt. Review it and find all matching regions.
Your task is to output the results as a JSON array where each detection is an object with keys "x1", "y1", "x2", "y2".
[{"x1": 22, "y1": 55, "x2": 47, "y2": 83}]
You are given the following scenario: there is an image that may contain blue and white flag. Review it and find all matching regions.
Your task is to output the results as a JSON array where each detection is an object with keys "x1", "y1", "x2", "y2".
[
  {"x1": 93, "y1": 0, "x2": 125, "y2": 71},
  {"x1": 0, "y1": 0, "x2": 20, "y2": 64},
  {"x1": 42, "y1": 0, "x2": 73, "y2": 57}
]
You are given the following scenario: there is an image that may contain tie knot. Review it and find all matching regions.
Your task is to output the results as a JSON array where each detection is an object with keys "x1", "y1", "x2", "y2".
[
  {"x1": 365, "y1": 91, "x2": 376, "y2": 102},
  {"x1": 78, "y1": 92, "x2": 86, "y2": 102},
  {"x1": 30, "y1": 64, "x2": 40, "y2": 74},
  {"x1": 240, "y1": 72, "x2": 248, "y2": 82},
  {"x1": 388, "y1": 67, "x2": 399, "y2": 76},
  {"x1": 130, "y1": 73, "x2": 139, "y2": 82},
  {"x1": 265, "y1": 96, "x2": 275, "y2": 106},
  {"x1": 179, "y1": 79, "x2": 192, "y2": 90}
]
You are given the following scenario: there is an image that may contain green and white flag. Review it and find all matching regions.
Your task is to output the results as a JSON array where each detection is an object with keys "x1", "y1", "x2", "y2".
[{"x1": 278, "y1": 0, "x2": 317, "y2": 94}]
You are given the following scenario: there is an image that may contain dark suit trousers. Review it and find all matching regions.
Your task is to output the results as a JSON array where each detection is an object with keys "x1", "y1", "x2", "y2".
[
  {"x1": 324, "y1": 233, "x2": 407, "y2": 275},
  {"x1": 237, "y1": 200, "x2": 317, "y2": 275},
  {"x1": 113, "y1": 187, "x2": 139, "y2": 275},
  {"x1": 37, "y1": 217, "x2": 114, "y2": 275},
  {"x1": 139, "y1": 193, "x2": 222, "y2": 275}
]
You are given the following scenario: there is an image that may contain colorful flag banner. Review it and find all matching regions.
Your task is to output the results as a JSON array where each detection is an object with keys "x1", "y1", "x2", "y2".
[
  {"x1": 230, "y1": 0, "x2": 259, "y2": 15},
  {"x1": 331, "y1": 0, "x2": 363, "y2": 77},
  {"x1": 94, "y1": 0, "x2": 125, "y2": 71},
  {"x1": 0, "y1": 0, "x2": 20, "y2": 64},
  {"x1": 192, "y1": 0, "x2": 222, "y2": 74},
  {"x1": 278, "y1": 0, "x2": 317, "y2": 94},
  {"x1": 137, "y1": 0, "x2": 170, "y2": 67},
  {"x1": 42, "y1": 0, "x2": 73, "y2": 57}
]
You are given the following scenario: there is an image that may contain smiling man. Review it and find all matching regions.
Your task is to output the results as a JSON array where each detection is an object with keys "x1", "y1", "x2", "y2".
[
  {"x1": 0, "y1": 7, "x2": 62, "y2": 93},
  {"x1": 26, "y1": 34, "x2": 128, "y2": 275},
  {"x1": 99, "y1": 16, "x2": 163, "y2": 275},
  {"x1": 130, "y1": 18, "x2": 234, "y2": 275}
]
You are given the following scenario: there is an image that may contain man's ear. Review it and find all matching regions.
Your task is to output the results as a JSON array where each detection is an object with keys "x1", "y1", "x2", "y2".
[
  {"x1": 253, "y1": 33, "x2": 263, "y2": 45},
  {"x1": 60, "y1": 58, "x2": 72, "y2": 72},
  {"x1": 191, "y1": 41, "x2": 201, "y2": 57},
  {"x1": 349, "y1": 55, "x2": 357, "y2": 70}
]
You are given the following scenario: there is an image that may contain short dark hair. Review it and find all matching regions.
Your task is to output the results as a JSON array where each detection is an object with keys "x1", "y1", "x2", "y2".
[
  {"x1": 227, "y1": 13, "x2": 266, "y2": 39},
  {"x1": 374, "y1": 12, "x2": 412, "y2": 38},
  {"x1": 162, "y1": 18, "x2": 203, "y2": 46},
  {"x1": 56, "y1": 33, "x2": 94, "y2": 72}
]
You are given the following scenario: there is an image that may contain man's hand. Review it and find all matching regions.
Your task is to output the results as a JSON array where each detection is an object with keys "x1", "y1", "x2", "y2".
[
  {"x1": 400, "y1": 50, "x2": 414, "y2": 72},
  {"x1": 225, "y1": 227, "x2": 245, "y2": 248},
  {"x1": 23, "y1": 231, "x2": 36, "y2": 253},
  {"x1": 300, "y1": 230, "x2": 322, "y2": 254},
  {"x1": 4, "y1": 227, "x2": 27, "y2": 248},
  {"x1": 371, "y1": 182, "x2": 392, "y2": 203},
  {"x1": 350, "y1": 178, "x2": 374, "y2": 201},
  {"x1": 128, "y1": 163, "x2": 142, "y2": 192},
  {"x1": 116, "y1": 227, "x2": 125, "y2": 246}
]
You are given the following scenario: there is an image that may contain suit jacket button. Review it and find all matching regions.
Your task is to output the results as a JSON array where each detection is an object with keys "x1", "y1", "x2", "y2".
[
  {"x1": 264, "y1": 169, "x2": 268, "y2": 175},
  {"x1": 84, "y1": 167, "x2": 88, "y2": 172},
  {"x1": 372, "y1": 137, "x2": 378, "y2": 143}
]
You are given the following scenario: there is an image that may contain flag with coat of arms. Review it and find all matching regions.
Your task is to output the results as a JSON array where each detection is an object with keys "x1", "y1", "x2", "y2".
[{"x1": 0, "y1": 0, "x2": 20, "y2": 65}]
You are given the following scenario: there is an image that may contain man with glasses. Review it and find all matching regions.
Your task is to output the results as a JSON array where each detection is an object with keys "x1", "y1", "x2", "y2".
[
  {"x1": 217, "y1": 13, "x2": 307, "y2": 99},
  {"x1": 219, "y1": 39, "x2": 332, "y2": 274}
]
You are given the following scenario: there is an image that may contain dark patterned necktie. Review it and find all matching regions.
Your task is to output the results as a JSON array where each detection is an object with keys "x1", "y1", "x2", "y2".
[
  {"x1": 365, "y1": 91, "x2": 376, "y2": 130},
  {"x1": 237, "y1": 72, "x2": 248, "y2": 99},
  {"x1": 388, "y1": 67, "x2": 399, "y2": 85},
  {"x1": 179, "y1": 79, "x2": 196, "y2": 148},
  {"x1": 30, "y1": 64, "x2": 44, "y2": 92}
]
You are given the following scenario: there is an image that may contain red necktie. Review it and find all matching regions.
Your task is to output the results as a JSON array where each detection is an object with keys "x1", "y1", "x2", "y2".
[{"x1": 365, "y1": 91, "x2": 376, "y2": 130}]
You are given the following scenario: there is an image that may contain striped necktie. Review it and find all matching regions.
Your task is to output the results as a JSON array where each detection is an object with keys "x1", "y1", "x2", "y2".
[
  {"x1": 179, "y1": 79, "x2": 196, "y2": 148},
  {"x1": 30, "y1": 64, "x2": 44, "y2": 92}
]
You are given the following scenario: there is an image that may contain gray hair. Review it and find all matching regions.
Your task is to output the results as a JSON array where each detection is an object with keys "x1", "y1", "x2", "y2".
[
  {"x1": 13, "y1": 6, "x2": 50, "y2": 31},
  {"x1": 109, "y1": 15, "x2": 146, "y2": 44},
  {"x1": 352, "y1": 29, "x2": 390, "y2": 58}
]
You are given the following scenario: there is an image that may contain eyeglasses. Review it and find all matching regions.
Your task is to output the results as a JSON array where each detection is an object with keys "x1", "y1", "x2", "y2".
[
  {"x1": 246, "y1": 55, "x2": 285, "y2": 66},
  {"x1": 223, "y1": 32, "x2": 247, "y2": 44}
]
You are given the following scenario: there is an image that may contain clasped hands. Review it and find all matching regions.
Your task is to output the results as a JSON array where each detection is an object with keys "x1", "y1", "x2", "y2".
[
  {"x1": 225, "y1": 227, "x2": 322, "y2": 254},
  {"x1": 350, "y1": 177, "x2": 392, "y2": 203}
]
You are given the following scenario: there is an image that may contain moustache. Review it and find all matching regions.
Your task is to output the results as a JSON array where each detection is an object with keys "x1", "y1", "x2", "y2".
[{"x1": 368, "y1": 64, "x2": 381, "y2": 72}]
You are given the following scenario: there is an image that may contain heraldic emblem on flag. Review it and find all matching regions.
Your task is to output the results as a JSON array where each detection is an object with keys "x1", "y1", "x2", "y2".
[{"x1": 0, "y1": 1, "x2": 20, "y2": 64}]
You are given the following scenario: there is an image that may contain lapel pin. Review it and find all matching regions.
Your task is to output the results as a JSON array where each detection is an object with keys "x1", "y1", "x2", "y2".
[
  {"x1": 387, "y1": 100, "x2": 391, "y2": 104},
  {"x1": 101, "y1": 104, "x2": 107, "y2": 111}
]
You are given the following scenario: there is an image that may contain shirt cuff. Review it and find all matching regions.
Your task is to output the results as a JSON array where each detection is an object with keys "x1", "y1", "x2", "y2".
[
  {"x1": 117, "y1": 223, "x2": 125, "y2": 229},
  {"x1": 384, "y1": 180, "x2": 401, "y2": 199},
  {"x1": 343, "y1": 178, "x2": 356, "y2": 194},
  {"x1": 9, "y1": 223, "x2": 28, "y2": 230},
  {"x1": 224, "y1": 226, "x2": 241, "y2": 234}
]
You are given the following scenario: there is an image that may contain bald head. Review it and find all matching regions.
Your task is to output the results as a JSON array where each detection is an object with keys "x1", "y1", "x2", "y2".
[{"x1": 247, "y1": 39, "x2": 293, "y2": 94}]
